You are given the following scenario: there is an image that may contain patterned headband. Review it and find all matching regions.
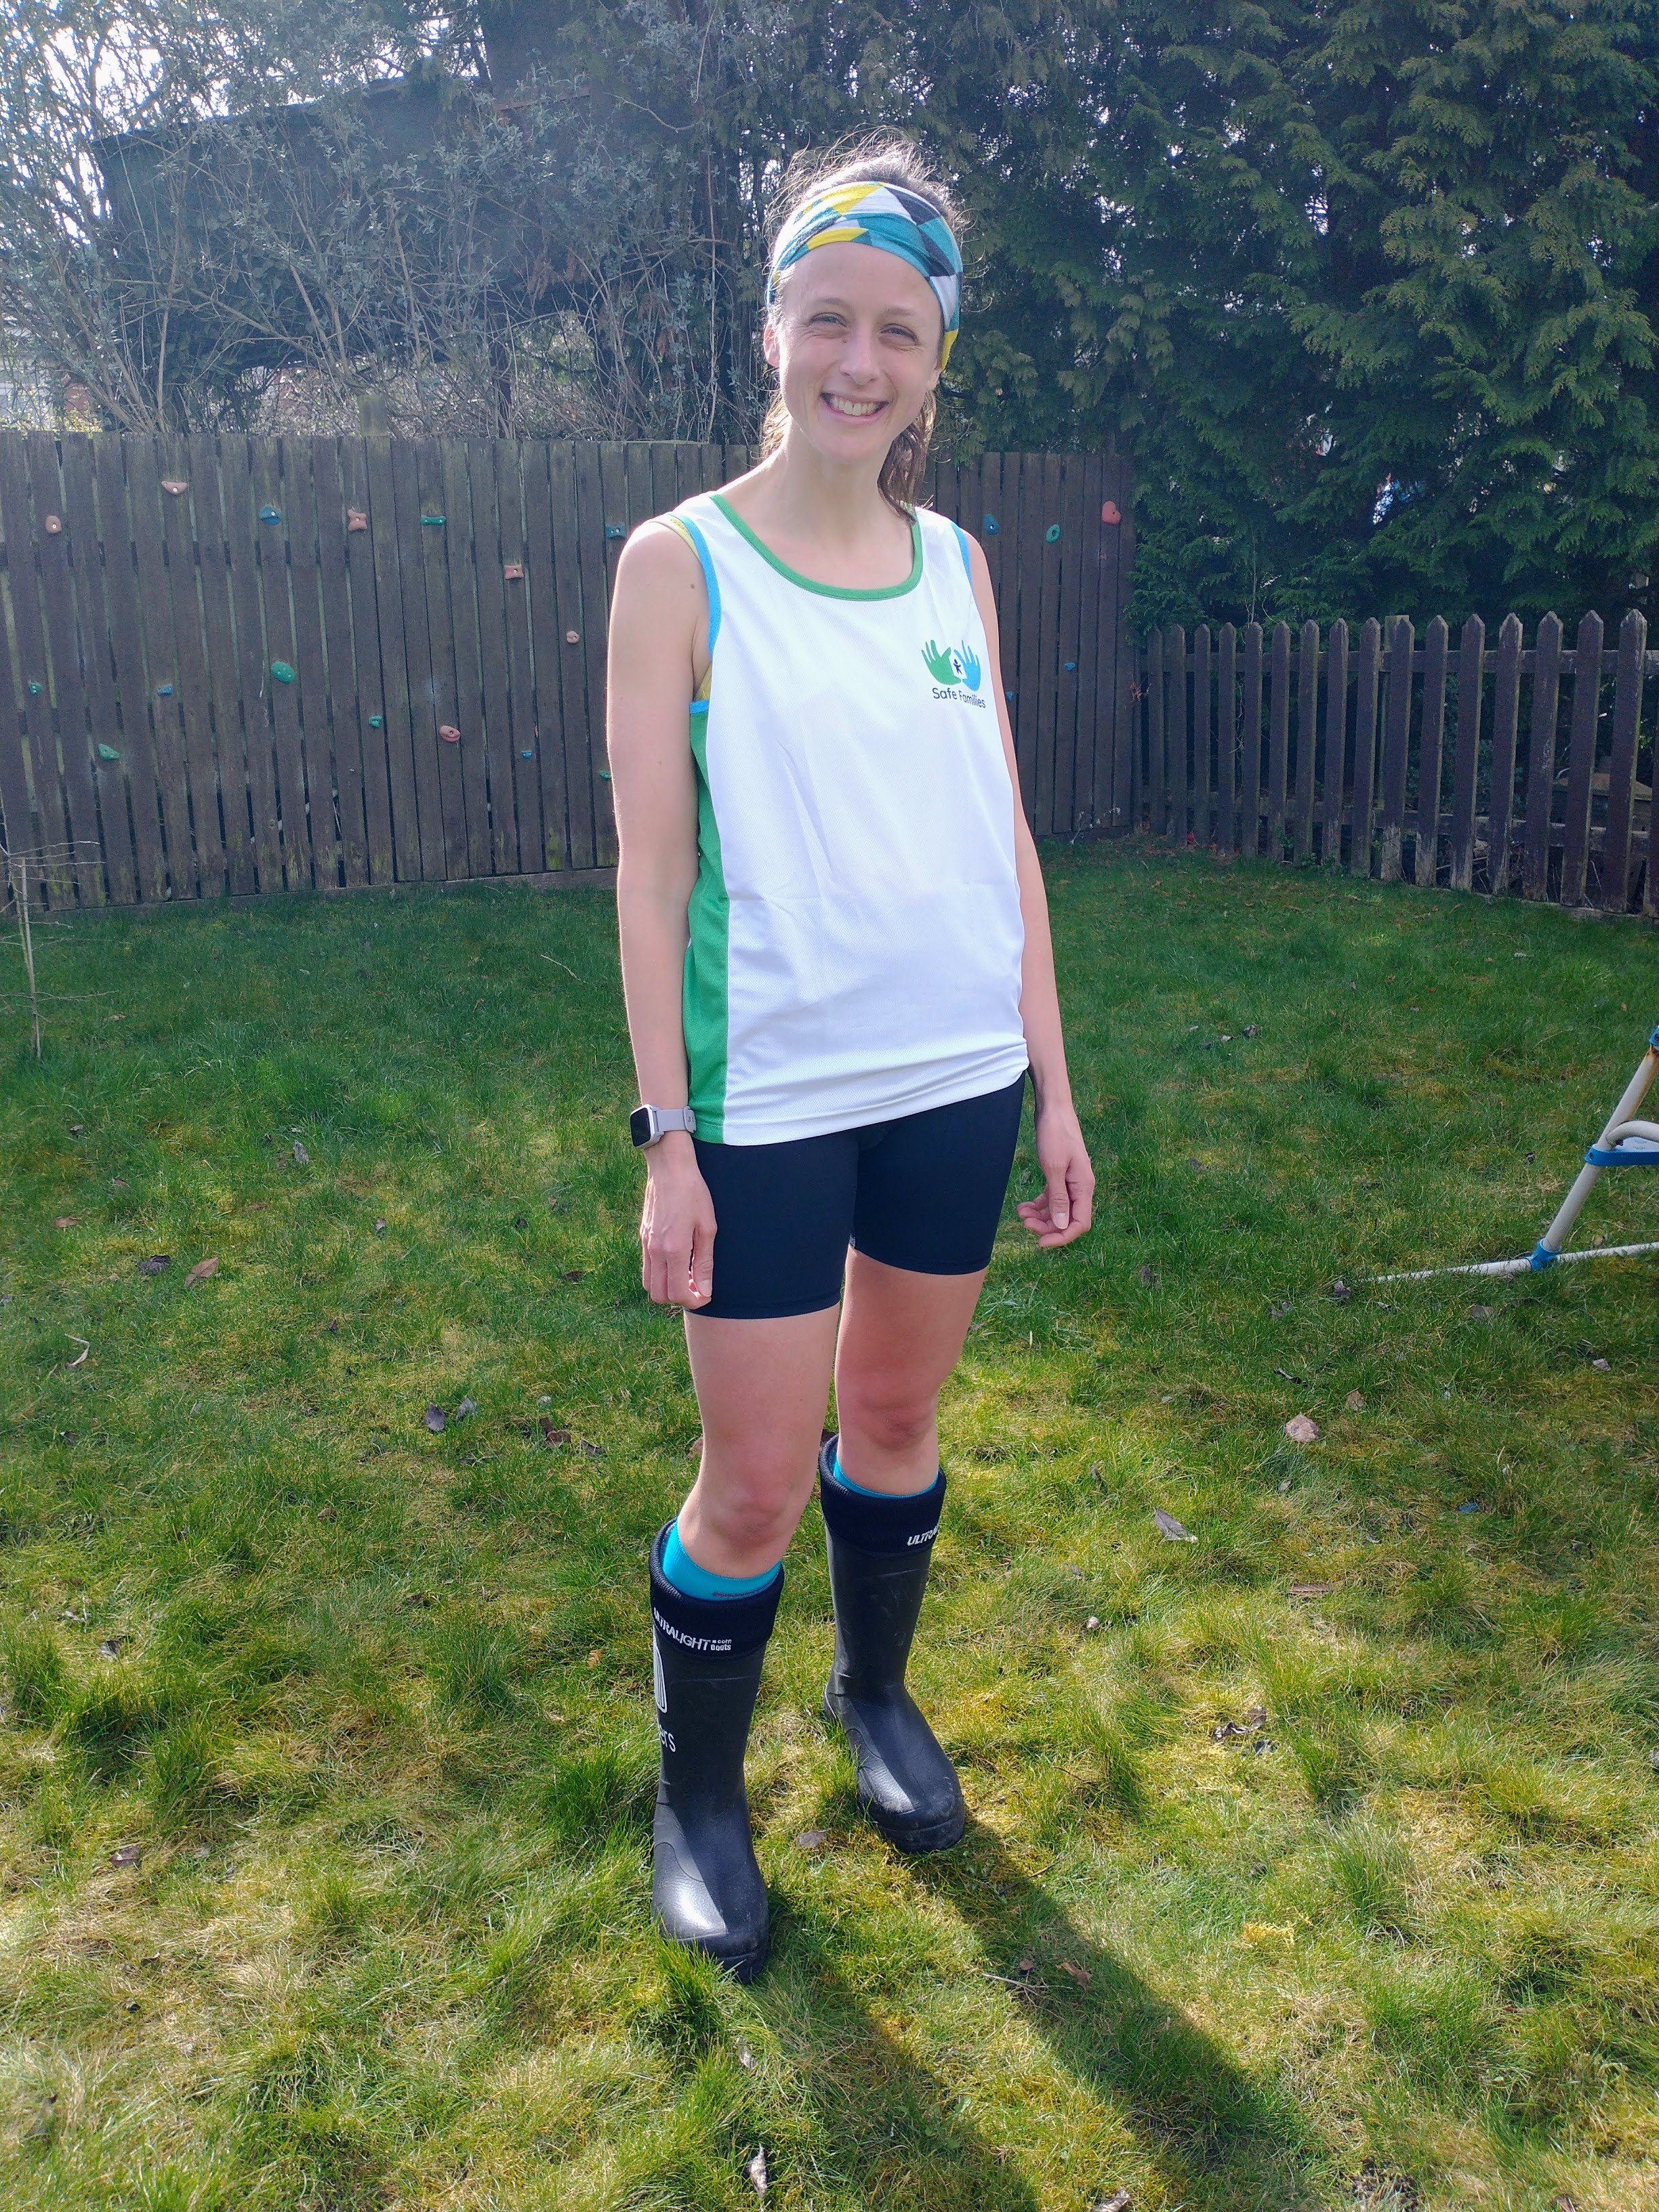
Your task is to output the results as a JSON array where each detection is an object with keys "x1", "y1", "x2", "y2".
[{"x1": 767, "y1": 179, "x2": 962, "y2": 368}]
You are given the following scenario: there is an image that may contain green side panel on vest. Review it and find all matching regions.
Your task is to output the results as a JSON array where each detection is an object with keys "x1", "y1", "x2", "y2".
[{"x1": 682, "y1": 702, "x2": 729, "y2": 1141}]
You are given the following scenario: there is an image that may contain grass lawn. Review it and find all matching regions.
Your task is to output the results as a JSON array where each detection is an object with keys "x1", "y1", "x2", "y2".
[{"x1": 1, "y1": 844, "x2": 1656, "y2": 2212}]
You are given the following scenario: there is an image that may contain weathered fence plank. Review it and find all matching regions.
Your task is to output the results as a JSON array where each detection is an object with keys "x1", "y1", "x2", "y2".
[
  {"x1": 1348, "y1": 619, "x2": 1382, "y2": 878},
  {"x1": 1242, "y1": 622, "x2": 1264, "y2": 857},
  {"x1": 1600, "y1": 611, "x2": 1647, "y2": 915},
  {"x1": 1294, "y1": 619, "x2": 1319, "y2": 862},
  {"x1": 1415, "y1": 615, "x2": 1449, "y2": 884},
  {"x1": 1559, "y1": 611, "x2": 1603, "y2": 909},
  {"x1": 1447, "y1": 615, "x2": 1484, "y2": 893},
  {"x1": 1321, "y1": 619, "x2": 1349, "y2": 867},
  {"x1": 1216, "y1": 622, "x2": 1237, "y2": 853},
  {"x1": 1166, "y1": 625, "x2": 1188, "y2": 842},
  {"x1": 1521, "y1": 613, "x2": 1563, "y2": 900},
  {"x1": 1267, "y1": 622, "x2": 1291, "y2": 857},
  {"x1": 1486, "y1": 614, "x2": 1523, "y2": 895}
]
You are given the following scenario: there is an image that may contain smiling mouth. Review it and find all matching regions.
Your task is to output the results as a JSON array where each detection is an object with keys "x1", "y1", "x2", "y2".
[{"x1": 822, "y1": 393, "x2": 887, "y2": 418}]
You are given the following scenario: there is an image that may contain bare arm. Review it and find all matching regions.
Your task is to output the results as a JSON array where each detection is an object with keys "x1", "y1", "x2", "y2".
[
  {"x1": 608, "y1": 520, "x2": 718, "y2": 1305},
  {"x1": 968, "y1": 533, "x2": 1094, "y2": 1248}
]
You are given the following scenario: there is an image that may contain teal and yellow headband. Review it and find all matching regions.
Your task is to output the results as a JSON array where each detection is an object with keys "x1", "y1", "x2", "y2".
[{"x1": 767, "y1": 179, "x2": 962, "y2": 367}]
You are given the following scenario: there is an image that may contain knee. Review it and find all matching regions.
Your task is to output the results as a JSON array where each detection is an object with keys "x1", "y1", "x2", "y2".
[
  {"x1": 695, "y1": 1462, "x2": 806, "y2": 1563},
  {"x1": 839, "y1": 1378, "x2": 935, "y2": 1458}
]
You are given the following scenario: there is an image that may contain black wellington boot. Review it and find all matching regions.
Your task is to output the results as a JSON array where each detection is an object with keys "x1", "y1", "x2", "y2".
[
  {"x1": 649, "y1": 1525, "x2": 782, "y2": 1982},
  {"x1": 818, "y1": 1436, "x2": 966, "y2": 1853}
]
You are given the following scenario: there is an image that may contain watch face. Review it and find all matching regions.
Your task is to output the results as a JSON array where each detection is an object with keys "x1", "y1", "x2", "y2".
[{"x1": 629, "y1": 1105, "x2": 653, "y2": 1148}]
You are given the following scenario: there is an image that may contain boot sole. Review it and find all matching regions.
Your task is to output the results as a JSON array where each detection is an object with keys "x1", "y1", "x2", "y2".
[
  {"x1": 821, "y1": 1692, "x2": 966, "y2": 1854},
  {"x1": 654, "y1": 1915, "x2": 769, "y2": 1984}
]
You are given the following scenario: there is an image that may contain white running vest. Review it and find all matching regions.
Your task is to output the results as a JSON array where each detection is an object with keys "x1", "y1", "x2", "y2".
[{"x1": 669, "y1": 491, "x2": 1027, "y2": 1145}]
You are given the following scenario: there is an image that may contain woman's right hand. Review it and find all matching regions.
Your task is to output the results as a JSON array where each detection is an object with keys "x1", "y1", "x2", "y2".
[{"x1": 639, "y1": 1132, "x2": 716, "y2": 1308}]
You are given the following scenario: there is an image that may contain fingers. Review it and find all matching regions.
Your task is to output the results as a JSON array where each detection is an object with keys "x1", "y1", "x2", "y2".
[{"x1": 639, "y1": 1202, "x2": 717, "y2": 1307}]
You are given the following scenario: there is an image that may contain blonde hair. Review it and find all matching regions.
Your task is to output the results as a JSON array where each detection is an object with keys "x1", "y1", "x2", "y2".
[{"x1": 760, "y1": 135, "x2": 964, "y2": 518}]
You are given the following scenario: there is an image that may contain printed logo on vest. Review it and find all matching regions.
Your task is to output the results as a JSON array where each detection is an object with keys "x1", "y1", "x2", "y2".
[{"x1": 922, "y1": 638, "x2": 987, "y2": 706}]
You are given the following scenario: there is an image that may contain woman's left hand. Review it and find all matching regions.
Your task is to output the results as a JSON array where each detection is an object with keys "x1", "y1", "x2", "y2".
[{"x1": 1017, "y1": 1100, "x2": 1094, "y2": 1248}]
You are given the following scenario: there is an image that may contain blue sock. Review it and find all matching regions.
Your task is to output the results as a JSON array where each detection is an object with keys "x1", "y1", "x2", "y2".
[
  {"x1": 661, "y1": 1517, "x2": 781, "y2": 1602},
  {"x1": 830, "y1": 1448, "x2": 936, "y2": 1500}
]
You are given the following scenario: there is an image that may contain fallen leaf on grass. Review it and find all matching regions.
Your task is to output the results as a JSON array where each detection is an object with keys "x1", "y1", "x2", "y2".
[
  {"x1": 586, "y1": 1650, "x2": 600, "y2": 1668},
  {"x1": 1284, "y1": 1414, "x2": 1319, "y2": 1443},
  {"x1": 1057, "y1": 1959, "x2": 1092, "y2": 1985},
  {"x1": 747, "y1": 2145, "x2": 768, "y2": 2197},
  {"x1": 794, "y1": 1829, "x2": 827, "y2": 1852},
  {"x1": 110, "y1": 1845, "x2": 141, "y2": 1868},
  {"x1": 1345, "y1": 1390, "x2": 1364, "y2": 1412},
  {"x1": 98, "y1": 1638, "x2": 121, "y2": 1660},
  {"x1": 137, "y1": 1254, "x2": 171, "y2": 1275},
  {"x1": 1329, "y1": 1278, "x2": 1351, "y2": 1300},
  {"x1": 1092, "y1": 2192, "x2": 1132, "y2": 2212},
  {"x1": 1212, "y1": 1719, "x2": 1247, "y2": 1741},
  {"x1": 1288, "y1": 1582, "x2": 1332, "y2": 1599},
  {"x1": 1153, "y1": 1508, "x2": 1196, "y2": 1542},
  {"x1": 1244, "y1": 1704, "x2": 1267, "y2": 1725},
  {"x1": 54, "y1": 1216, "x2": 77, "y2": 1229},
  {"x1": 373, "y1": 1219, "x2": 386, "y2": 1234},
  {"x1": 1084, "y1": 1615, "x2": 1101, "y2": 1632},
  {"x1": 1241, "y1": 1920, "x2": 1297, "y2": 1948},
  {"x1": 687, "y1": 1433, "x2": 703, "y2": 1458},
  {"x1": 185, "y1": 1256, "x2": 218, "y2": 1284},
  {"x1": 579, "y1": 1439, "x2": 604, "y2": 1459},
  {"x1": 1270, "y1": 1300, "x2": 1292, "y2": 1319},
  {"x1": 66, "y1": 1335, "x2": 89, "y2": 1368},
  {"x1": 1136, "y1": 1264, "x2": 1158, "y2": 1288},
  {"x1": 560, "y1": 1269, "x2": 586, "y2": 1282},
  {"x1": 1469, "y1": 1303, "x2": 1493, "y2": 1322},
  {"x1": 539, "y1": 1419, "x2": 570, "y2": 1444},
  {"x1": 291, "y1": 1140, "x2": 309, "y2": 1164},
  {"x1": 424, "y1": 1404, "x2": 447, "y2": 1433},
  {"x1": 1591, "y1": 1357, "x2": 1610, "y2": 1372},
  {"x1": 455, "y1": 1397, "x2": 478, "y2": 1418}
]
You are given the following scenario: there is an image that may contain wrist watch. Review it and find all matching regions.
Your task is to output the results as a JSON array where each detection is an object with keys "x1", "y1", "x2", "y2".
[{"x1": 630, "y1": 1103, "x2": 697, "y2": 1149}]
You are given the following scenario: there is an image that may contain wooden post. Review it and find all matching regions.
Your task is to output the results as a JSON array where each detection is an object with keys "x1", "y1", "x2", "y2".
[
  {"x1": 1293, "y1": 618, "x2": 1319, "y2": 861},
  {"x1": 1145, "y1": 628, "x2": 1164, "y2": 835},
  {"x1": 1378, "y1": 615, "x2": 1414, "y2": 882},
  {"x1": 1267, "y1": 621, "x2": 1291, "y2": 857},
  {"x1": 1193, "y1": 624, "x2": 1212, "y2": 844},
  {"x1": 1166, "y1": 624, "x2": 1187, "y2": 839},
  {"x1": 1349, "y1": 618, "x2": 1382, "y2": 877},
  {"x1": 1559, "y1": 610, "x2": 1603, "y2": 906},
  {"x1": 1414, "y1": 615, "x2": 1449, "y2": 885},
  {"x1": 1320, "y1": 619, "x2": 1349, "y2": 866},
  {"x1": 1447, "y1": 615, "x2": 1485, "y2": 893},
  {"x1": 1521, "y1": 613, "x2": 1563, "y2": 899},
  {"x1": 1242, "y1": 622, "x2": 1264, "y2": 855},
  {"x1": 1216, "y1": 622, "x2": 1237, "y2": 852},
  {"x1": 1599, "y1": 609, "x2": 1646, "y2": 914},
  {"x1": 1486, "y1": 614, "x2": 1523, "y2": 894}
]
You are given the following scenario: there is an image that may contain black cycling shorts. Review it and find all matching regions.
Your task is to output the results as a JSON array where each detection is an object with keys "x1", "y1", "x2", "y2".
[{"x1": 691, "y1": 1071, "x2": 1027, "y2": 1320}]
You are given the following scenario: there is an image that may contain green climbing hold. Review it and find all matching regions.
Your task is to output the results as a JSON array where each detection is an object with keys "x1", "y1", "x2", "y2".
[
  {"x1": 98, "y1": 743, "x2": 120, "y2": 762},
  {"x1": 26, "y1": 679, "x2": 42, "y2": 695},
  {"x1": 1046, "y1": 523, "x2": 1061, "y2": 544},
  {"x1": 157, "y1": 682, "x2": 174, "y2": 697},
  {"x1": 270, "y1": 660, "x2": 295, "y2": 683},
  {"x1": 420, "y1": 513, "x2": 446, "y2": 527},
  {"x1": 368, "y1": 714, "x2": 384, "y2": 729}
]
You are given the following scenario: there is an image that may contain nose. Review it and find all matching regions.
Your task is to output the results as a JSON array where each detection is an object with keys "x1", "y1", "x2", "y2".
[{"x1": 840, "y1": 320, "x2": 880, "y2": 381}]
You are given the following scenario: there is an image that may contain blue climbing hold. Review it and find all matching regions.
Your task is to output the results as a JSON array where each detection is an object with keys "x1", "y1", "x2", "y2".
[
  {"x1": 519, "y1": 748, "x2": 534, "y2": 759},
  {"x1": 1046, "y1": 523, "x2": 1061, "y2": 544},
  {"x1": 258, "y1": 505, "x2": 281, "y2": 523},
  {"x1": 1064, "y1": 661, "x2": 1077, "y2": 673},
  {"x1": 605, "y1": 523, "x2": 626, "y2": 540},
  {"x1": 26, "y1": 679, "x2": 42, "y2": 695},
  {"x1": 983, "y1": 515, "x2": 998, "y2": 534},
  {"x1": 270, "y1": 660, "x2": 295, "y2": 684},
  {"x1": 368, "y1": 714, "x2": 384, "y2": 729},
  {"x1": 157, "y1": 682, "x2": 174, "y2": 697}
]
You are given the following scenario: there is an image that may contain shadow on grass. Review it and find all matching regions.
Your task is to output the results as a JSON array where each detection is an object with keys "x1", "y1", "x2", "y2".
[
  {"x1": 756, "y1": 1908, "x2": 1042, "y2": 2212},
  {"x1": 901, "y1": 1823, "x2": 1326, "y2": 2210}
]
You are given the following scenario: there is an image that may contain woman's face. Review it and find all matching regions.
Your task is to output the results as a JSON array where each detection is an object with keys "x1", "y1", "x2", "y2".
[{"x1": 763, "y1": 243, "x2": 945, "y2": 470}]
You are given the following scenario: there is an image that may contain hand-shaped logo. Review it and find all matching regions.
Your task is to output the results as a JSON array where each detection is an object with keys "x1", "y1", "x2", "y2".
[{"x1": 922, "y1": 638, "x2": 983, "y2": 692}]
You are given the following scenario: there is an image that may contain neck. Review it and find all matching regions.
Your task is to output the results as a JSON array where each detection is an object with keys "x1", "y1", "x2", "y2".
[{"x1": 747, "y1": 425, "x2": 906, "y2": 550}]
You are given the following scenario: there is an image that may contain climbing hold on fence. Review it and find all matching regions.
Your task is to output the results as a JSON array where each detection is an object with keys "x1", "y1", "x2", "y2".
[
  {"x1": 157, "y1": 682, "x2": 174, "y2": 697},
  {"x1": 1005, "y1": 688, "x2": 1016, "y2": 701},
  {"x1": 420, "y1": 512, "x2": 445, "y2": 527},
  {"x1": 438, "y1": 724, "x2": 460, "y2": 743},
  {"x1": 258, "y1": 506, "x2": 281, "y2": 523},
  {"x1": 598, "y1": 769, "x2": 612, "y2": 780},
  {"x1": 1064, "y1": 661, "x2": 1077, "y2": 673},
  {"x1": 519, "y1": 747, "x2": 534, "y2": 759},
  {"x1": 347, "y1": 509, "x2": 368, "y2": 531},
  {"x1": 1045, "y1": 523, "x2": 1061, "y2": 544},
  {"x1": 270, "y1": 660, "x2": 295, "y2": 683},
  {"x1": 605, "y1": 523, "x2": 626, "y2": 540},
  {"x1": 98, "y1": 743, "x2": 120, "y2": 762},
  {"x1": 983, "y1": 515, "x2": 998, "y2": 533},
  {"x1": 44, "y1": 514, "x2": 62, "y2": 534},
  {"x1": 161, "y1": 479, "x2": 188, "y2": 495},
  {"x1": 368, "y1": 714, "x2": 384, "y2": 729},
  {"x1": 26, "y1": 680, "x2": 42, "y2": 695},
  {"x1": 1101, "y1": 499, "x2": 1121, "y2": 525},
  {"x1": 503, "y1": 562, "x2": 525, "y2": 581},
  {"x1": 565, "y1": 630, "x2": 580, "y2": 644}
]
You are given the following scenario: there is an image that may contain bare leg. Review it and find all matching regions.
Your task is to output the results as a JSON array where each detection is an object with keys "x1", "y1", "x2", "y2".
[
  {"x1": 678, "y1": 1305, "x2": 840, "y2": 1577},
  {"x1": 834, "y1": 1250, "x2": 988, "y2": 1491}
]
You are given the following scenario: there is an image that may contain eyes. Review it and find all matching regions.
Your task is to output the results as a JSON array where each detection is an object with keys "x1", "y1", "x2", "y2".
[{"x1": 804, "y1": 310, "x2": 922, "y2": 346}]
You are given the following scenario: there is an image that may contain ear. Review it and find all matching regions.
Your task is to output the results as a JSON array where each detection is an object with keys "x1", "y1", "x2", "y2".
[{"x1": 761, "y1": 315, "x2": 781, "y2": 372}]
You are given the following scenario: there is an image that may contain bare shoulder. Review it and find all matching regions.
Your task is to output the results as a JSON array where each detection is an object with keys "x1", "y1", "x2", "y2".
[{"x1": 615, "y1": 514, "x2": 705, "y2": 600}]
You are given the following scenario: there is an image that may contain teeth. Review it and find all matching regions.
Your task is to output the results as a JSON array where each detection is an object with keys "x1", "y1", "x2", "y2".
[{"x1": 825, "y1": 395, "x2": 883, "y2": 416}]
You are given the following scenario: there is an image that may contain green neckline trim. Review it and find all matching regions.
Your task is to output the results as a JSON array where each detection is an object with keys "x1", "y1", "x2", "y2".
[{"x1": 710, "y1": 493, "x2": 923, "y2": 600}]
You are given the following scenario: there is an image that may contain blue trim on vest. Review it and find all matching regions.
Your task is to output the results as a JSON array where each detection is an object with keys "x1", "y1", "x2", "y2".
[
  {"x1": 951, "y1": 521, "x2": 972, "y2": 581},
  {"x1": 678, "y1": 510, "x2": 722, "y2": 667}
]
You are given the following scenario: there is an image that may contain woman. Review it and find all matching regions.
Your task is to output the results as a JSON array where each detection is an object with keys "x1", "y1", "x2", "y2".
[{"x1": 607, "y1": 138, "x2": 1093, "y2": 1982}]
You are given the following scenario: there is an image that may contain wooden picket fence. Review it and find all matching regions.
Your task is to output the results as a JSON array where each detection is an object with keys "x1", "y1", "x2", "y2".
[
  {"x1": 1136, "y1": 612, "x2": 1657, "y2": 914},
  {"x1": 0, "y1": 432, "x2": 1135, "y2": 908}
]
